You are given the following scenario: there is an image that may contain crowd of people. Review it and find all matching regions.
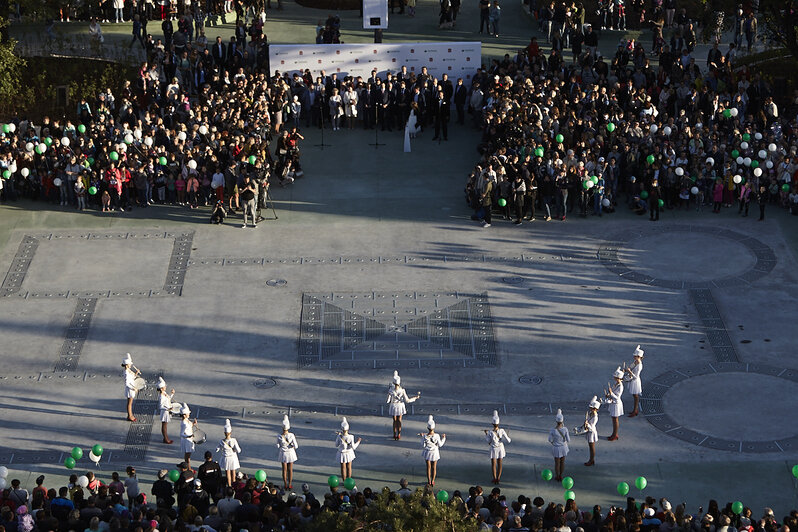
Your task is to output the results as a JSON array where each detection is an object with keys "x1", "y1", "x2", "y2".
[{"x1": 1, "y1": 466, "x2": 796, "y2": 532}]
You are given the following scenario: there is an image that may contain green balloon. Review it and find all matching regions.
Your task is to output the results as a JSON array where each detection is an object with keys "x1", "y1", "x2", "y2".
[
  {"x1": 2, "y1": 170, "x2": 10, "y2": 179},
  {"x1": 343, "y1": 477, "x2": 356, "y2": 490},
  {"x1": 606, "y1": 123, "x2": 616, "y2": 132},
  {"x1": 646, "y1": 154, "x2": 655, "y2": 164},
  {"x1": 64, "y1": 457, "x2": 76, "y2": 469},
  {"x1": 327, "y1": 475, "x2": 340, "y2": 488},
  {"x1": 498, "y1": 198, "x2": 507, "y2": 207},
  {"x1": 792, "y1": 464, "x2": 798, "y2": 478},
  {"x1": 640, "y1": 191, "x2": 649, "y2": 200},
  {"x1": 35, "y1": 145, "x2": 44, "y2": 154},
  {"x1": 248, "y1": 155, "x2": 256, "y2": 165},
  {"x1": 742, "y1": 133, "x2": 751, "y2": 142},
  {"x1": 562, "y1": 477, "x2": 574, "y2": 489},
  {"x1": 751, "y1": 160, "x2": 759, "y2": 168},
  {"x1": 1, "y1": 124, "x2": 9, "y2": 133},
  {"x1": 87, "y1": 157, "x2": 95, "y2": 165},
  {"x1": 564, "y1": 490, "x2": 575, "y2": 502},
  {"x1": 159, "y1": 156, "x2": 167, "y2": 166},
  {"x1": 255, "y1": 470, "x2": 267, "y2": 482},
  {"x1": 617, "y1": 482, "x2": 630, "y2": 495},
  {"x1": 535, "y1": 147, "x2": 544, "y2": 158},
  {"x1": 78, "y1": 124, "x2": 86, "y2": 134},
  {"x1": 109, "y1": 151, "x2": 119, "y2": 161},
  {"x1": 82, "y1": 161, "x2": 90, "y2": 169},
  {"x1": 556, "y1": 134, "x2": 564, "y2": 143},
  {"x1": 731, "y1": 150, "x2": 739, "y2": 158},
  {"x1": 436, "y1": 490, "x2": 449, "y2": 503},
  {"x1": 92, "y1": 444, "x2": 103, "y2": 456},
  {"x1": 591, "y1": 175, "x2": 599, "y2": 184},
  {"x1": 723, "y1": 109, "x2": 731, "y2": 118},
  {"x1": 783, "y1": 183, "x2": 791, "y2": 192},
  {"x1": 168, "y1": 469, "x2": 180, "y2": 482},
  {"x1": 658, "y1": 199, "x2": 664, "y2": 207},
  {"x1": 44, "y1": 137, "x2": 53, "y2": 146},
  {"x1": 542, "y1": 469, "x2": 553, "y2": 481},
  {"x1": 732, "y1": 502, "x2": 743, "y2": 515},
  {"x1": 635, "y1": 476, "x2": 647, "y2": 490},
  {"x1": 71, "y1": 447, "x2": 83, "y2": 460},
  {"x1": 88, "y1": 186, "x2": 98, "y2": 195}
]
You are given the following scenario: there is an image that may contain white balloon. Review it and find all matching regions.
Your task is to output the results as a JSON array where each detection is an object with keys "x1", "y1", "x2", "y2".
[
  {"x1": 663, "y1": 126, "x2": 672, "y2": 136},
  {"x1": 199, "y1": 125, "x2": 208, "y2": 135},
  {"x1": 650, "y1": 124, "x2": 658, "y2": 134},
  {"x1": 0, "y1": 478, "x2": 6, "y2": 490},
  {"x1": 89, "y1": 451, "x2": 101, "y2": 464},
  {"x1": 601, "y1": 198, "x2": 611, "y2": 207},
  {"x1": 134, "y1": 129, "x2": 142, "y2": 139},
  {"x1": 753, "y1": 168, "x2": 762, "y2": 177},
  {"x1": 736, "y1": 156, "x2": 744, "y2": 165},
  {"x1": 53, "y1": 178, "x2": 62, "y2": 187},
  {"x1": 733, "y1": 175, "x2": 742, "y2": 184},
  {"x1": 0, "y1": 466, "x2": 7, "y2": 478},
  {"x1": 758, "y1": 150, "x2": 767, "y2": 159},
  {"x1": 696, "y1": 122, "x2": 703, "y2": 130},
  {"x1": 144, "y1": 137, "x2": 153, "y2": 147},
  {"x1": 187, "y1": 159, "x2": 197, "y2": 170},
  {"x1": 755, "y1": 132, "x2": 763, "y2": 140},
  {"x1": 124, "y1": 133, "x2": 134, "y2": 144},
  {"x1": 8, "y1": 123, "x2": 15, "y2": 133},
  {"x1": 178, "y1": 131, "x2": 187, "y2": 141},
  {"x1": 38, "y1": 143, "x2": 47, "y2": 153},
  {"x1": 586, "y1": 180, "x2": 594, "y2": 188},
  {"x1": 730, "y1": 108, "x2": 738, "y2": 117},
  {"x1": 691, "y1": 186, "x2": 699, "y2": 195},
  {"x1": 118, "y1": 144, "x2": 127, "y2": 153},
  {"x1": 740, "y1": 141, "x2": 749, "y2": 150},
  {"x1": 61, "y1": 137, "x2": 70, "y2": 147},
  {"x1": 675, "y1": 167, "x2": 684, "y2": 176},
  {"x1": 9, "y1": 162, "x2": 17, "y2": 173},
  {"x1": 21, "y1": 167, "x2": 30, "y2": 177},
  {"x1": 25, "y1": 142, "x2": 34, "y2": 152},
  {"x1": 744, "y1": 157, "x2": 752, "y2": 166},
  {"x1": 77, "y1": 475, "x2": 89, "y2": 488},
  {"x1": 769, "y1": 143, "x2": 777, "y2": 152},
  {"x1": 706, "y1": 157, "x2": 714, "y2": 167},
  {"x1": 630, "y1": 176, "x2": 636, "y2": 183},
  {"x1": 766, "y1": 161, "x2": 773, "y2": 169}
]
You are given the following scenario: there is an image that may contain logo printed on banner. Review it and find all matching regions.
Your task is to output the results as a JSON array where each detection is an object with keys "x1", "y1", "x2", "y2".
[
  {"x1": 299, "y1": 51, "x2": 303, "y2": 55},
  {"x1": 280, "y1": 60, "x2": 285, "y2": 64},
  {"x1": 429, "y1": 58, "x2": 433, "y2": 62},
  {"x1": 355, "y1": 59, "x2": 359, "y2": 63},
  {"x1": 466, "y1": 57, "x2": 471, "y2": 61},
  {"x1": 336, "y1": 50, "x2": 340, "y2": 55},
  {"x1": 410, "y1": 49, "x2": 415, "y2": 53},
  {"x1": 318, "y1": 60, "x2": 322, "y2": 63},
  {"x1": 373, "y1": 49, "x2": 377, "y2": 54},
  {"x1": 448, "y1": 48, "x2": 452, "y2": 52}
]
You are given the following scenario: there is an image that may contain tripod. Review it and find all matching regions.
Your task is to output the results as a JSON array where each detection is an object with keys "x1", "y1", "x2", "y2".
[
  {"x1": 261, "y1": 187, "x2": 278, "y2": 220},
  {"x1": 370, "y1": 105, "x2": 386, "y2": 149},
  {"x1": 314, "y1": 97, "x2": 332, "y2": 150}
]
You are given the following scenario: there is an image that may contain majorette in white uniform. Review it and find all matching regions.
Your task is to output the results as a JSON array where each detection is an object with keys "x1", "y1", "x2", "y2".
[
  {"x1": 608, "y1": 367, "x2": 625, "y2": 418},
  {"x1": 485, "y1": 410, "x2": 511, "y2": 460},
  {"x1": 157, "y1": 377, "x2": 174, "y2": 423},
  {"x1": 548, "y1": 409, "x2": 570, "y2": 458},
  {"x1": 421, "y1": 415, "x2": 446, "y2": 462},
  {"x1": 386, "y1": 371, "x2": 419, "y2": 417},
  {"x1": 336, "y1": 417, "x2": 361, "y2": 464},
  {"x1": 627, "y1": 345, "x2": 644, "y2": 396},
  {"x1": 123, "y1": 354, "x2": 137, "y2": 399},
  {"x1": 180, "y1": 403, "x2": 195, "y2": 454},
  {"x1": 586, "y1": 396, "x2": 600, "y2": 444},
  {"x1": 277, "y1": 415, "x2": 299, "y2": 464},
  {"x1": 216, "y1": 419, "x2": 242, "y2": 471}
]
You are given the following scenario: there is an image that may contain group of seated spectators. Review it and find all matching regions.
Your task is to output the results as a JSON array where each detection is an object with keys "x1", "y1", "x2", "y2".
[{"x1": 0, "y1": 464, "x2": 795, "y2": 532}]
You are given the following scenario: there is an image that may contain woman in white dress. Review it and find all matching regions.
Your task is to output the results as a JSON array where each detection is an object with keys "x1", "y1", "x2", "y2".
[
  {"x1": 420, "y1": 415, "x2": 446, "y2": 486},
  {"x1": 386, "y1": 371, "x2": 421, "y2": 440},
  {"x1": 548, "y1": 409, "x2": 570, "y2": 482},
  {"x1": 406, "y1": 102, "x2": 421, "y2": 138},
  {"x1": 485, "y1": 410, "x2": 511, "y2": 484},
  {"x1": 625, "y1": 345, "x2": 644, "y2": 417},
  {"x1": 584, "y1": 396, "x2": 600, "y2": 466},
  {"x1": 335, "y1": 417, "x2": 361, "y2": 481},
  {"x1": 343, "y1": 85, "x2": 358, "y2": 130},
  {"x1": 216, "y1": 419, "x2": 242, "y2": 487},
  {"x1": 276, "y1": 415, "x2": 298, "y2": 490},
  {"x1": 607, "y1": 367, "x2": 624, "y2": 441},
  {"x1": 180, "y1": 403, "x2": 197, "y2": 469},
  {"x1": 157, "y1": 377, "x2": 175, "y2": 444},
  {"x1": 122, "y1": 354, "x2": 139, "y2": 422},
  {"x1": 329, "y1": 88, "x2": 344, "y2": 131}
]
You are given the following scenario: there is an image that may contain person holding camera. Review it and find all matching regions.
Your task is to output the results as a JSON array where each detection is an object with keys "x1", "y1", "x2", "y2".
[{"x1": 239, "y1": 175, "x2": 258, "y2": 228}]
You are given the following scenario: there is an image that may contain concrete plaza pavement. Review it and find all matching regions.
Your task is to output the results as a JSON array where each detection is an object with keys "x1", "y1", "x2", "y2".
[{"x1": 1, "y1": 122, "x2": 798, "y2": 514}]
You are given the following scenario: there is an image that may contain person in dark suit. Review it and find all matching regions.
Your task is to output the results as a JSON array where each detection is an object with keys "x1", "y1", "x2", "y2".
[
  {"x1": 395, "y1": 81, "x2": 410, "y2": 127},
  {"x1": 432, "y1": 89, "x2": 450, "y2": 141},
  {"x1": 453, "y1": 78, "x2": 467, "y2": 124},
  {"x1": 380, "y1": 81, "x2": 395, "y2": 131},
  {"x1": 441, "y1": 73, "x2": 454, "y2": 100},
  {"x1": 212, "y1": 36, "x2": 227, "y2": 66},
  {"x1": 412, "y1": 86, "x2": 426, "y2": 131}
]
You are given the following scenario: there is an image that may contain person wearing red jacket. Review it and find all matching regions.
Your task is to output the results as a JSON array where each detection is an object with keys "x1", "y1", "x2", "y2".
[{"x1": 105, "y1": 164, "x2": 123, "y2": 211}]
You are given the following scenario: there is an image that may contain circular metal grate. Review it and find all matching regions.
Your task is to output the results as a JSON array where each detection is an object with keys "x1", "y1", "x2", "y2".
[
  {"x1": 519, "y1": 375, "x2": 543, "y2": 385},
  {"x1": 266, "y1": 279, "x2": 287, "y2": 287},
  {"x1": 253, "y1": 378, "x2": 278, "y2": 389}
]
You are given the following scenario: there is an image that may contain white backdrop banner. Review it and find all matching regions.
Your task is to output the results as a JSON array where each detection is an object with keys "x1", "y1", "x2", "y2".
[{"x1": 269, "y1": 42, "x2": 482, "y2": 82}]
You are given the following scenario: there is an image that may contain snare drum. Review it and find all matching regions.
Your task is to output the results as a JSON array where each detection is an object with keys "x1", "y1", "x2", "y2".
[
  {"x1": 133, "y1": 376, "x2": 147, "y2": 391},
  {"x1": 169, "y1": 403, "x2": 183, "y2": 415},
  {"x1": 193, "y1": 428, "x2": 207, "y2": 445}
]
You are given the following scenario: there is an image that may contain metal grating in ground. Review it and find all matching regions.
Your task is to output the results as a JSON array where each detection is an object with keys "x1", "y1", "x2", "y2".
[
  {"x1": 54, "y1": 298, "x2": 98, "y2": 372},
  {"x1": 122, "y1": 371, "x2": 163, "y2": 461}
]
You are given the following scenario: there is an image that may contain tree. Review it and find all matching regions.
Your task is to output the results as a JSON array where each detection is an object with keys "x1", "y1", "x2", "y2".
[
  {"x1": 758, "y1": 0, "x2": 798, "y2": 59},
  {"x1": 0, "y1": 19, "x2": 26, "y2": 103}
]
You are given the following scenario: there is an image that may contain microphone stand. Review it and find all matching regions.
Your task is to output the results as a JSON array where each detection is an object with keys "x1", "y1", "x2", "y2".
[
  {"x1": 370, "y1": 101, "x2": 386, "y2": 149},
  {"x1": 314, "y1": 91, "x2": 331, "y2": 150}
]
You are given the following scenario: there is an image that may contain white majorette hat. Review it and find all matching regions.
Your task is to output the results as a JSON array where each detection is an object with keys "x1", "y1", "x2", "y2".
[
  {"x1": 427, "y1": 415, "x2": 435, "y2": 430},
  {"x1": 555, "y1": 409, "x2": 563, "y2": 423},
  {"x1": 181, "y1": 403, "x2": 191, "y2": 415},
  {"x1": 492, "y1": 410, "x2": 500, "y2": 425},
  {"x1": 392, "y1": 370, "x2": 401, "y2": 385},
  {"x1": 589, "y1": 396, "x2": 601, "y2": 409},
  {"x1": 613, "y1": 366, "x2": 624, "y2": 379},
  {"x1": 282, "y1": 415, "x2": 291, "y2": 430},
  {"x1": 156, "y1": 377, "x2": 166, "y2": 389},
  {"x1": 341, "y1": 417, "x2": 349, "y2": 431},
  {"x1": 122, "y1": 353, "x2": 133, "y2": 366},
  {"x1": 224, "y1": 419, "x2": 232, "y2": 433},
  {"x1": 633, "y1": 345, "x2": 645, "y2": 358}
]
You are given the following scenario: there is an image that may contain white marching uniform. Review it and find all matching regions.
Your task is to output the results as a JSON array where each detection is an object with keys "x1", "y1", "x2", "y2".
[
  {"x1": 124, "y1": 369, "x2": 137, "y2": 399},
  {"x1": 421, "y1": 433, "x2": 446, "y2": 462},
  {"x1": 335, "y1": 433, "x2": 361, "y2": 464},
  {"x1": 386, "y1": 386, "x2": 418, "y2": 417},
  {"x1": 607, "y1": 382, "x2": 624, "y2": 417},
  {"x1": 585, "y1": 412, "x2": 599, "y2": 443},
  {"x1": 180, "y1": 418, "x2": 195, "y2": 453},
  {"x1": 485, "y1": 429, "x2": 511, "y2": 460},
  {"x1": 159, "y1": 392, "x2": 174, "y2": 422},
  {"x1": 627, "y1": 362, "x2": 642, "y2": 395},
  {"x1": 216, "y1": 438, "x2": 242, "y2": 471},
  {"x1": 548, "y1": 426, "x2": 570, "y2": 458},
  {"x1": 277, "y1": 433, "x2": 298, "y2": 463}
]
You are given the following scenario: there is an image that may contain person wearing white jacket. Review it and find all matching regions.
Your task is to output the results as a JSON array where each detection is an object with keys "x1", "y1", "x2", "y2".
[
  {"x1": 607, "y1": 367, "x2": 625, "y2": 441},
  {"x1": 548, "y1": 409, "x2": 570, "y2": 482},
  {"x1": 276, "y1": 415, "x2": 298, "y2": 490},
  {"x1": 386, "y1": 371, "x2": 420, "y2": 440},
  {"x1": 335, "y1": 417, "x2": 362, "y2": 480},
  {"x1": 484, "y1": 410, "x2": 511, "y2": 484},
  {"x1": 584, "y1": 396, "x2": 600, "y2": 466},
  {"x1": 625, "y1": 345, "x2": 644, "y2": 417},
  {"x1": 216, "y1": 419, "x2": 242, "y2": 487},
  {"x1": 420, "y1": 415, "x2": 446, "y2": 486},
  {"x1": 157, "y1": 377, "x2": 175, "y2": 444}
]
